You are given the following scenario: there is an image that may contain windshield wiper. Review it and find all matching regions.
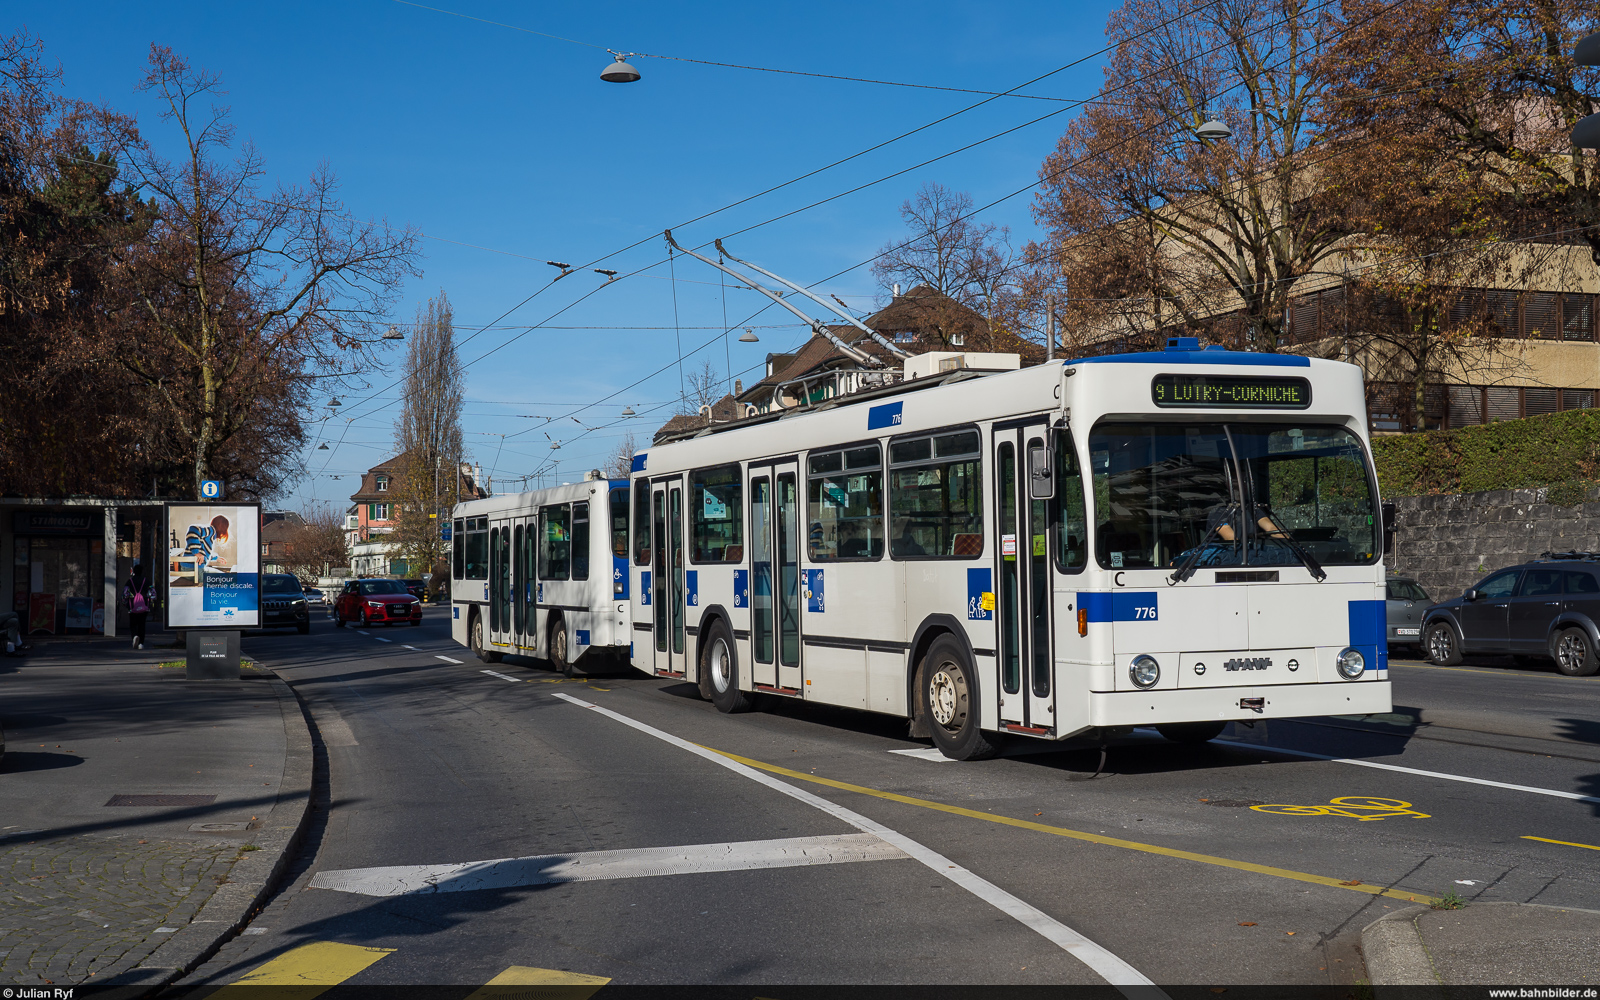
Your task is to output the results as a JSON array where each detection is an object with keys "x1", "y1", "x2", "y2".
[
  {"x1": 1256, "y1": 521, "x2": 1327, "y2": 582},
  {"x1": 1167, "y1": 503, "x2": 1240, "y2": 586}
]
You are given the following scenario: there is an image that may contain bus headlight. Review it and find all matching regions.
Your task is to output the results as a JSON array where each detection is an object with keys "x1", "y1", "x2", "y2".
[
  {"x1": 1336, "y1": 647, "x2": 1366, "y2": 679},
  {"x1": 1130, "y1": 655, "x2": 1160, "y2": 689}
]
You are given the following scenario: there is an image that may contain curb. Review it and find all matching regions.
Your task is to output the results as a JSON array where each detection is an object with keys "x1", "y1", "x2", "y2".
[
  {"x1": 105, "y1": 667, "x2": 314, "y2": 991},
  {"x1": 1361, "y1": 905, "x2": 1441, "y2": 988}
]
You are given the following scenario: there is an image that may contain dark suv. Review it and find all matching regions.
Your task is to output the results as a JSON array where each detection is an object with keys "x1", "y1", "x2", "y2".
[
  {"x1": 1422, "y1": 553, "x2": 1600, "y2": 676},
  {"x1": 260, "y1": 573, "x2": 312, "y2": 634}
]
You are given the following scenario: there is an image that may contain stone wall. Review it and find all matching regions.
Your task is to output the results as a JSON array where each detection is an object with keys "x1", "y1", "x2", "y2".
[{"x1": 1387, "y1": 486, "x2": 1600, "y2": 601}]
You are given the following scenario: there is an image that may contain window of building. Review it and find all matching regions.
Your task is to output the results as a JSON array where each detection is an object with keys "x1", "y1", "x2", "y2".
[
  {"x1": 691, "y1": 464, "x2": 744, "y2": 563},
  {"x1": 1525, "y1": 292, "x2": 1561, "y2": 340},
  {"x1": 889, "y1": 429, "x2": 983, "y2": 559},
  {"x1": 369, "y1": 502, "x2": 391, "y2": 521},
  {"x1": 539, "y1": 504, "x2": 571, "y2": 580},
  {"x1": 807, "y1": 445, "x2": 883, "y2": 561},
  {"x1": 1564, "y1": 294, "x2": 1594, "y2": 341},
  {"x1": 375, "y1": 475, "x2": 389, "y2": 492}
]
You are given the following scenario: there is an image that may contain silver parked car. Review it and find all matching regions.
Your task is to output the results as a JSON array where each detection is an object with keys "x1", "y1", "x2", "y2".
[{"x1": 1387, "y1": 576, "x2": 1433, "y2": 651}]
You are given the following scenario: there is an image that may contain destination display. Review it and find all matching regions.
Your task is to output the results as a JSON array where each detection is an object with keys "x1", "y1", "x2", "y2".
[{"x1": 1151, "y1": 373, "x2": 1312, "y2": 409}]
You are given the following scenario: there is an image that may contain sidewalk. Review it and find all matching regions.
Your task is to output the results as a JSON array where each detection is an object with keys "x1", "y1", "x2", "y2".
[
  {"x1": 1364, "y1": 902, "x2": 1600, "y2": 986},
  {"x1": 0, "y1": 639, "x2": 312, "y2": 987}
]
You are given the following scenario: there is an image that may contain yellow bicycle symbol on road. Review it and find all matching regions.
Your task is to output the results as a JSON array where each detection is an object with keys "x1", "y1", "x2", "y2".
[{"x1": 1250, "y1": 796, "x2": 1430, "y2": 820}]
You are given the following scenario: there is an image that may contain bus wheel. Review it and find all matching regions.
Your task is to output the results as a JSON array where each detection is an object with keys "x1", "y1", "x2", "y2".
[
  {"x1": 704, "y1": 619, "x2": 752, "y2": 714},
  {"x1": 550, "y1": 617, "x2": 574, "y2": 678},
  {"x1": 1155, "y1": 721, "x2": 1226, "y2": 744},
  {"x1": 921, "y1": 636, "x2": 998, "y2": 761},
  {"x1": 471, "y1": 614, "x2": 501, "y2": 663}
]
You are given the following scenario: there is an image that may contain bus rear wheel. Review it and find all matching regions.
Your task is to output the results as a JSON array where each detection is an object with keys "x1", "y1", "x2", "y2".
[
  {"x1": 1155, "y1": 721, "x2": 1226, "y2": 744},
  {"x1": 703, "y1": 619, "x2": 751, "y2": 714},
  {"x1": 471, "y1": 614, "x2": 501, "y2": 663},
  {"x1": 550, "y1": 617, "x2": 574, "y2": 678},
  {"x1": 921, "y1": 635, "x2": 998, "y2": 761}
]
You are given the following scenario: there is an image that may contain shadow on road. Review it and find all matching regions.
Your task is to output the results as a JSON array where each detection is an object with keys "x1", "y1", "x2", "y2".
[{"x1": 0, "y1": 750, "x2": 84, "y2": 773}]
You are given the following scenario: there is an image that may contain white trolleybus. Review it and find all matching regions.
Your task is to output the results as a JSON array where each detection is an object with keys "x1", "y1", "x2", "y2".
[
  {"x1": 450, "y1": 474, "x2": 632, "y2": 675},
  {"x1": 626, "y1": 336, "x2": 1393, "y2": 760}
]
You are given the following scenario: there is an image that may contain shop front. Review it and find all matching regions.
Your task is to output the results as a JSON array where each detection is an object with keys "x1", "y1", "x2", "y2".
[{"x1": 1, "y1": 500, "x2": 168, "y2": 639}]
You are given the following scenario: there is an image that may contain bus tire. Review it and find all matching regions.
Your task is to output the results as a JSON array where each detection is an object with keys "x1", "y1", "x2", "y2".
[
  {"x1": 550, "y1": 616, "x2": 574, "y2": 677},
  {"x1": 921, "y1": 635, "x2": 998, "y2": 761},
  {"x1": 703, "y1": 619, "x2": 752, "y2": 714},
  {"x1": 1425, "y1": 621, "x2": 1462, "y2": 666},
  {"x1": 1155, "y1": 721, "x2": 1226, "y2": 744},
  {"x1": 471, "y1": 613, "x2": 501, "y2": 663}
]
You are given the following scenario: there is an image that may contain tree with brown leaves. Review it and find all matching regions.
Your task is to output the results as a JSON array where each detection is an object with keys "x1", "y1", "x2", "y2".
[
  {"x1": 118, "y1": 46, "x2": 421, "y2": 500},
  {"x1": 388, "y1": 292, "x2": 466, "y2": 579}
]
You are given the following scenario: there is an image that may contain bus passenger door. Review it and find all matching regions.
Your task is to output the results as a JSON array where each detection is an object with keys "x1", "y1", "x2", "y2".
[
  {"x1": 994, "y1": 425, "x2": 1056, "y2": 731},
  {"x1": 490, "y1": 522, "x2": 512, "y2": 650},
  {"x1": 651, "y1": 477, "x2": 687, "y2": 677},
  {"x1": 774, "y1": 461, "x2": 803, "y2": 690},
  {"x1": 748, "y1": 468, "x2": 778, "y2": 688}
]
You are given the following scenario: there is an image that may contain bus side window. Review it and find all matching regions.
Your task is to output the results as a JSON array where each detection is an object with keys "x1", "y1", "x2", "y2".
[
  {"x1": 610, "y1": 487, "x2": 629, "y2": 559},
  {"x1": 452, "y1": 518, "x2": 464, "y2": 579},
  {"x1": 633, "y1": 480, "x2": 651, "y2": 565},
  {"x1": 691, "y1": 464, "x2": 743, "y2": 563},
  {"x1": 464, "y1": 517, "x2": 489, "y2": 580},
  {"x1": 540, "y1": 505, "x2": 571, "y2": 581},
  {"x1": 888, "y1": 429, "x2": 983, "y2": 559},
  {"x1": 807, "y1": 445, "x2": 883, "y2": 561},
  {"x1": 1055, "y1": 431, "x2": 1087, "y2": 572},
  {"x1": 572, "y1": 502, "x2": 590, "y2": 580}
]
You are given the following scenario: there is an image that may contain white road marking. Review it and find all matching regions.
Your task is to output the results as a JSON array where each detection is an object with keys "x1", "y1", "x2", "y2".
[
  {"x1": 356, "y1": 630, "x2": 369, "y2": 635},
  {"x1": 309, "y1": 833, "x2": 906, "y2": 897},
  {"x1": 376, "y1": 638, "x2": 393, "y2": 643},
  {"x1": 481, "y1": 669, "x2": 521, "y2": 683},
  {"x1": 553, "y1": 692, "x2": 1161, "y2": 995},
  {"x1": 436, "y1": 655, "x2": 464, "y2": 664},
  {"x1": 888, "y1": 747, "x2": 956, "y2": 762},
  {"x1": 1220, "y1": 740, "x2": 1600, "y2": 806},
  {"x1": 402, "y1": 645, "x2": 417, "y2": 650}
]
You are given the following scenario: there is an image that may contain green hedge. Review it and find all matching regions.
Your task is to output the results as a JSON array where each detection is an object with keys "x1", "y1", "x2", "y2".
[{"x1": 1372, "y1": 407, "x2": 1600, "y2": 499}]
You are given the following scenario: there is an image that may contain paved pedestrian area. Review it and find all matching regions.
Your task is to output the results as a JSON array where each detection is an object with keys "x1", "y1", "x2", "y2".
[{"x1": 0, "y1": 832, "x2": 240, "y2": 984}]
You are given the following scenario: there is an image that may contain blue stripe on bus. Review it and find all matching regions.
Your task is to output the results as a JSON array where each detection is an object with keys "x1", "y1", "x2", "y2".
[
  {"x1": 1078, "y1": 592, "x2": 1158, "y2": 622},
  {"x1": 631, "y1": 452, "x2": 648, "y2": 472},
  {"x1": 1347, "y1": 599, "x2": 1386, "y2": 673},
  {"x1": 613, "y1": 555, "x2": 629, "y2": 600},
  {"x1": 576, "y1": 629, "x2": 590, "y2": 646}
]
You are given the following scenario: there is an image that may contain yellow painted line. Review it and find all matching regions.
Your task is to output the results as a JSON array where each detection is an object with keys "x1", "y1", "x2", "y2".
[
  {"x1": 463, "y1": 966, "x2": 610, "y2": 999},
  {"x1": 230, "y1": 941, "x2": 395, "y2": 995},
  {"x1": 707, "y1": 747, "x2": 1432, "y2": 903},
  {"x1": 1522, "y1": 835, "x2": 1600, "y2": 852}
]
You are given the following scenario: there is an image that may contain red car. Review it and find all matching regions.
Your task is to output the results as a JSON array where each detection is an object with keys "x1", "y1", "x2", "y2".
[{"x1": 334, "y1": 578, "x2": 423, "y2": 628}]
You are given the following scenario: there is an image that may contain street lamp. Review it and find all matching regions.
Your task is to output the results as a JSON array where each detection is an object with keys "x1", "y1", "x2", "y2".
[
  {"x1": 620, "y1": 405, "x2": 636, "y2": 417},
  {"x1": 382, "y1": 326, "x2": 404, "y2": 340},
  {"x1": 739, "y1": 328, "x2": 760, "y2": 342},
  {"x1": 1194, "y1": 119, "x2": 1232, "y2": 142},
  {"x1": 601, "y1": 52, "x2": 641, "y2": 83}
]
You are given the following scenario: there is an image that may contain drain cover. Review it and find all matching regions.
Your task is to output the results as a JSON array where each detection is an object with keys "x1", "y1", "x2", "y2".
[
  {"x1": 105, "y1": 794, "x2": 217, "y2": 807},
  {"x1": 189, "y1": 821, "x2": 251, "y2": 832}
]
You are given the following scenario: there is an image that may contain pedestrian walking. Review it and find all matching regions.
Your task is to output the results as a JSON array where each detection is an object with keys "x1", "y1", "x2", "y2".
[{"x1": 124, "y1": 563, "x2": 156, "y2": 650}]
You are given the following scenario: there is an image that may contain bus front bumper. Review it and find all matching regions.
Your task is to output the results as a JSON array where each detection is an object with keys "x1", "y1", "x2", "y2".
[{"x1": 1087, "y1": 680, "x2": 1391, "y2": 728}]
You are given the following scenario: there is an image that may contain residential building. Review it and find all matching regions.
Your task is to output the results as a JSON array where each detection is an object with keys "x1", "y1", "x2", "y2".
[
  {"x1": 260, "y1": 510, "x2": 305, "y2": 574},
  {"x1": 346, "y1": 454, "x2": 487, "y2": 577}
]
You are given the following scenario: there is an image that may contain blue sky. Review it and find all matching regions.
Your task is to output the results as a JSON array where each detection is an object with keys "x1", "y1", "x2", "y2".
[{"x1": 21, "y1": 0, "x2": 1118, "y2": 511}]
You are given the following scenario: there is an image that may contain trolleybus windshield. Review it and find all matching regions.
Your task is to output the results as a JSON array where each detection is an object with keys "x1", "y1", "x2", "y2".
[{"x1": 1088, "y1": 423, "x2": 1377, "y2": 571}]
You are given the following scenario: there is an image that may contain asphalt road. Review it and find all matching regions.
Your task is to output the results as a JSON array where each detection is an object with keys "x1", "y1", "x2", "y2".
[{"x1": 177, "y1": 619, "x2": 1600, "y2": 989}]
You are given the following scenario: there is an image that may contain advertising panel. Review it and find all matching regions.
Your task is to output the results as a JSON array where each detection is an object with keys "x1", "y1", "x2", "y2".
[{"x1": 165, "y1": 503, "x2": 260, "y2": 628}]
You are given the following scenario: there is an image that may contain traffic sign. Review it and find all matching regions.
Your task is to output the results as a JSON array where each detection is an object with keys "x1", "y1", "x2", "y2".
[{"x1": 200, "y1": 479, "x2": 223, "y2": 500}]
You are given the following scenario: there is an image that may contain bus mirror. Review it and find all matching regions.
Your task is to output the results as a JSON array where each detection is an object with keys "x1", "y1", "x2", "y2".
[
  {"x1": 1029, "y1": 445, "x2": 1054, "y2": 500},
  {"x1": 1381, "y1": 501, "x2": 1397, "y2": 554}
]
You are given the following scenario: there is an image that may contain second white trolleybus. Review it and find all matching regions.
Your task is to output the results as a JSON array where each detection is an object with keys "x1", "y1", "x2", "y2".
[
  {"x1": 451, "y1": 474, "x2": 631, "y2": 675},
  {"x1": 626, "y1": 337, "x2": 1393, "y2": 759}
]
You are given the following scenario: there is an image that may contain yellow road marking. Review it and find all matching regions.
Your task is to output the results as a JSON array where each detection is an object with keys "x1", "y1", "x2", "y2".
[
  {"x1": 230, "y1": 941, "x2": 395, "y2": 995},
  {"x1": 463, "y1": 965, "x2": 610, "y2": 999},
  {"x1": 1522, "y1": 835, "x2": 1600, "y2": 852},
  {"x1": 1251, "y1": 796, "x2": 1430, "y2": 820},
  {"x1": 706, "y1": 747, "x2": 1431, "y2": 903}
]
